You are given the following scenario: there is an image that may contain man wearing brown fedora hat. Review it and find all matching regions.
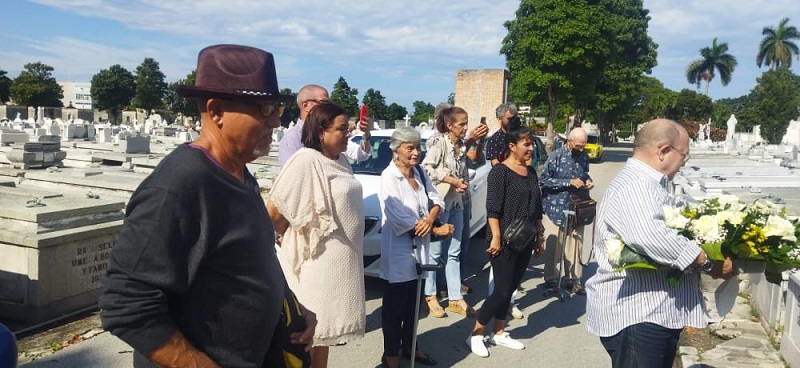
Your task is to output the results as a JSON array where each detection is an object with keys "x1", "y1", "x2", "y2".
[{"x1": 99, "y1": 44, "x2": 315, "y2": 368}]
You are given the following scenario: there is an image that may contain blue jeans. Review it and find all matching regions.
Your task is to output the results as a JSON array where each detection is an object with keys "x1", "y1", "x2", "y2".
[
  {"x1": 460, "y1": 200, "x2": 472, "y2": 277},
  {"x1": 425, "y1": 207, "x2": 464, "y2": 300},
  {"x1": 600, "y1": 322, "x2": 682, "y2": 368}
]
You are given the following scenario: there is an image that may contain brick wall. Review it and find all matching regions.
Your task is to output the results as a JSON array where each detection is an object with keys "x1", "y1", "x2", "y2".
[{"x1": 454, "y1": 69, "x2": 509, "y2": 132}]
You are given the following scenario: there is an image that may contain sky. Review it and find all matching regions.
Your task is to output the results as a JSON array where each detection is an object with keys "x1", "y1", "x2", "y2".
[{"x1": 1, "y1": 0, "x2": 798, "y2": 112}]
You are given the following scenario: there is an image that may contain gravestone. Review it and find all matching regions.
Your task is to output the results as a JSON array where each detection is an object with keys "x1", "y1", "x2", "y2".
[
  {"x1": 783, "y1": 120, "x2": 800, "y2": 146},
  {"x1": 6, "y1": 141, "x2": 67, "y2": 169},
  {"x1": 0, "y1": 186, "x2": 124, "y2": 323},
  {"x1": 95, "y1": 125, "x2": 113, "y2": 143},
  {"x1": 0, "y1": 129, "x2": 29, "y2": 146},
  {"x1": 121, "y1": 135, "x2": 150, "y2": 154}
]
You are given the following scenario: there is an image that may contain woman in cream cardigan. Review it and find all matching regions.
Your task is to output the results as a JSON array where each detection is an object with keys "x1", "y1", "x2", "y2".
[{"x1": 268, "y1": 102, "x2": 365, "y2": 368}]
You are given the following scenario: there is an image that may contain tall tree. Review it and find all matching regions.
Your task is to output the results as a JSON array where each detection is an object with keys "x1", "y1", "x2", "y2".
[
  {"x1": 749, "y1": 67, "x2": 800, "y2": 144},
  {"x1": 9, "y1": 62, "x2": 63, "y2": 107},
  {"x1": 411, "y1": 100, "x2": 435, "y2": 124},
  {"x1": 361, "y1": 88, "x2": 388, "y2": 120},
  {"x1": 330, "y1": 76, "x2": 359, "y2": 117},
  {"x1": 757, "y1": 18, "x2": 800, "y2": 70},
  {"x1": 385, "y1": 103, "x2": 408, "y2": 122},
  {"x1": 133, "y1": 57, "x2": 168, "y2": 115},
  {"x1": 673, "y1": 89, "x2": 713, "y2": 122},
  {"x1": 91, "y1": 64, "x2": 136, "y2": 124},
  {"x1": 629, "y1": 76, "x2": 678, "y2": 123},
  {"x1": 164, "y1": 70, "x2": 198, "y2": 119},
  {"x1": 501, "y1": 0, "x2": 613, "y2": 151},
  {"x1": 0, "y1": 69, "x2": 11, "y2": 103},
  {"x1": 686, "y1": 37, "x2": 738, "y2": 96},
  {"x1": 279, "y1": 87, "x2": 298, "y2": 127},
  {"x1": 585, "y1": 0, "x2": 658, "y2": 142}
]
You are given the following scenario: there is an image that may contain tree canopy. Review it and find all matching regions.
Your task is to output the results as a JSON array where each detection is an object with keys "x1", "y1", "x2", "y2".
[
  {"x1": 411, "y1": 100, "x2": 435, "y2": 124},
  {"x1": 91, "y1": 64, "x2": 135, "y2": 124},
  {"x1": 749, "y1": 68, "x2": 800, "y2": 144},
  {"x1": 9, "y1": 62, "x2": 63, "y2": 107},
  {"x1": 501, "y1": 0, "x2": 656, "y2": 148},
  {"x1": 164, "y1": 70, "x2": 198, "y2": 120},
  {"x1": 686, "y1": 37, "x2": 738, "y2": 96},
  {"x1": 330, "y1": 76, "x2": 359, "y2": 117},
  {"x1": 757, "y1": 18, "x2": 800, "y2": 70},
  {"x1": 279, "y1": 87, "x2": 299, "y2": 127},
  {"x1": 673, "y1": 89, "x2": 713, "y2": 122},
  {"x1": 385, "y1": 103, "x2": 408, "y2": 122},
  {"x1": 132, "y1": 57, "x2": 168, "y2": 115},
  {"x1": 0, "y1": 69, "x2": 11, "y2": 103},
  {"x1": 362, "y1": 88, "x2": 388, "y2": 121}
]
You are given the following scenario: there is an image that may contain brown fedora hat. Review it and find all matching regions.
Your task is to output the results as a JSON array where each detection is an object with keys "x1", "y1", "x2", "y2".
[{"x1": 176, "y1": 44, "x2": 294, "y2": 103}]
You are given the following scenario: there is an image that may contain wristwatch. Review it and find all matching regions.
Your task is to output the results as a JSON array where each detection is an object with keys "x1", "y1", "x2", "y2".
[{"x1": 700, "y1": 257, "x2": 714, "y2": 272}]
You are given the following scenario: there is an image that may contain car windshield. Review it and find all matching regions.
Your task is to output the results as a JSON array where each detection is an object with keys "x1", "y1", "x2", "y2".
[
  {"x1": 587, "y1": 135, "x2": 599, "y2": 144},
  {"x1": 350, "y1": 136, "x2": 428, "y2": 175}
]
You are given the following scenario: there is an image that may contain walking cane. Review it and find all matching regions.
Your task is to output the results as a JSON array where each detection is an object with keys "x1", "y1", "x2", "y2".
[
  {"x1": 410, "y1": 233, "x2": 443, "y2": 368},
  {"x1": 555, "y1": 209, "x2": 576, "y2": 301}
]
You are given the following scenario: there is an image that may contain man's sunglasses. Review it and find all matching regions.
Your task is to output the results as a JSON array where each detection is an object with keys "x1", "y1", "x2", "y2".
[{"x1": 243, "y1": 101, "x2": 284, "y2": 118}]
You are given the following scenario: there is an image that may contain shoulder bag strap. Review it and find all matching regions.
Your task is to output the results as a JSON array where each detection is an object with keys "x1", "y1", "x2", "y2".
[{"x1": 415, "y1": 164, "x2": 433, "y2": 208}]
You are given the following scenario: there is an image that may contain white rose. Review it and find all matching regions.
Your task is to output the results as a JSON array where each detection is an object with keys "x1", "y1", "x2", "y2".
[
  {"x1": 663, "y1": 205, "x2": 690, "y2": 230},
  {"x1": 692, "y1": 215, "x2": 722, "y2": 243},
  {"x1": 763, "y1": 216, "x2": 797, "y2": 242},
  {"x1": 717, "y1": 195, "x2": 744, "y2": 210},
  {"x1": 717, "y1": 210, "x2": 746, "y2": 226},
  {"x1": 604, "y1": 237, "x2": 624, "y2": 265}
]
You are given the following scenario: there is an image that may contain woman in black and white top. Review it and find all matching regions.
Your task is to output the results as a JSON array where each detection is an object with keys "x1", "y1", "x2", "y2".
[{"x1": 467, "y1": 126, "x2": 545, "y2": 358}]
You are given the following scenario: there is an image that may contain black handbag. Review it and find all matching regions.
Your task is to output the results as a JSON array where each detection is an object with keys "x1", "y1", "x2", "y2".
[
  {"x1": 415, "y1": 165, "x2": 450, "y2": 242},
  {"x1": 501, "y1": 166, "x2": 538, "y2": 253},
  {"x1": 503, "y1": 217, "x2": 538, "y2": 253}
]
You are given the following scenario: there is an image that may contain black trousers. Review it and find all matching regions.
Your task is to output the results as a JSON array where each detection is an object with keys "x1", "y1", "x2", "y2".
[
  {"x1": 381, "y1": 279, "x2": 417, "y2": 357},
  {"x1": 477, "y1": 247, "x2": 533, "y2": 325}
]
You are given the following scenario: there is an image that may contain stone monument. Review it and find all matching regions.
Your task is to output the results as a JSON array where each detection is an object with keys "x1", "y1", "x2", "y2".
[{"x1": 0, "y1": 186, "x2": 124, "y2": 323}]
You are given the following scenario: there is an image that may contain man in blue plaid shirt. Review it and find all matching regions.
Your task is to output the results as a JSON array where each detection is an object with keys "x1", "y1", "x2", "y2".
[{"x1": 540, "y1": 127, "x2": 593, "y2": 295}]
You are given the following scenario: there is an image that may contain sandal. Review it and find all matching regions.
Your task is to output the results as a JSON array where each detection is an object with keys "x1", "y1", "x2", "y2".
[
  {"x1": 402, "y1": 349, "x2": 438, "y2": 366},
  {"x1": 448, "y1": 300, "x2": 477, "y2": 318},
  {"x1": 425, "y1": 296, "x2": 447, "y2": 318}
]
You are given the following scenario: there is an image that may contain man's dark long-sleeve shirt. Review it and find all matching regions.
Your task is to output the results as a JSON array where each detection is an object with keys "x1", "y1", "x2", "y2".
[{"x1": 99, "y1": 144, "x2": 285, "y2": 367}]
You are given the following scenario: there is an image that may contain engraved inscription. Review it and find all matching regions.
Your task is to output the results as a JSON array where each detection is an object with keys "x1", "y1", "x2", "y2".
[{"x1": 72, "y1": 239, "x2": 116, "y2": 285}]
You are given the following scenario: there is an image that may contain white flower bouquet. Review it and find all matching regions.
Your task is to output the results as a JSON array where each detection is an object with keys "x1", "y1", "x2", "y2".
[{"x1": 605, "y1": 195, "x2": 800, "y2": 285}]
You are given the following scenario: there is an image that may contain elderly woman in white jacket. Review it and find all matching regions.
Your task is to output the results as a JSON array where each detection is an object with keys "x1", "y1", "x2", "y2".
[{"x1": 378, "y1": 127, "x2": 453, "y2": 368}]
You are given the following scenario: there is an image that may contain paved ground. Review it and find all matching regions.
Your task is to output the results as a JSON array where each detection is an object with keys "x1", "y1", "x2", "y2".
[{"x1": 15, "y1": 142, "x2": 784, "y2": 367}]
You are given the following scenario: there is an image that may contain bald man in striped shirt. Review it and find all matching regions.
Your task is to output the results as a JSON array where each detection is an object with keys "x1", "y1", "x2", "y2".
[{"x1": 586, "y1": 119, "x2": 735, "y2": 368}]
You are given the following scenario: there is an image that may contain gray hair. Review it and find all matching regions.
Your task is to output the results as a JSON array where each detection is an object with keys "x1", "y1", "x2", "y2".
[
  {"x1": 495, "y1": 102, "x2": 518, "y2": 118},
  {"x1": 296, "y1": 84, "x2": 327, "y2": 106},
  {"x1": 390, "y1": 127, "x2": 421, "y2": 151}
]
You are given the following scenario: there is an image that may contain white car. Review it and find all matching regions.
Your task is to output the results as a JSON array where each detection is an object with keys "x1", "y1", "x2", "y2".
[{"x1": 350, "y1": 129, "x2": 490, "y2": 277}]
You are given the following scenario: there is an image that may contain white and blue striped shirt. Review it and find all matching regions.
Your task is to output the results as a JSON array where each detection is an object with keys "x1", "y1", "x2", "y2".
[{"x1": 586, "y1": 158, "x2": 705, "y2": 337}]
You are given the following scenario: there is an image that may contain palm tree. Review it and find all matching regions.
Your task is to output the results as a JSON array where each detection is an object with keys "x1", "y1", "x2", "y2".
[
  {"x1": 686, "y1": 37, "x2": 738, "y2": 96},
  {"x1": 757, "y1": 18, "x2": 800, "y2": 69}
]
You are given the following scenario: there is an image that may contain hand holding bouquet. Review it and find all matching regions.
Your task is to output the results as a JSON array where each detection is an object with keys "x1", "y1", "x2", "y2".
[{"x1": 606, "y1": 195, "x2": 800, "y2": 285}]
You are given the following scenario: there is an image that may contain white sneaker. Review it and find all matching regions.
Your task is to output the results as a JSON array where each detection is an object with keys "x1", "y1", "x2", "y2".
[
  {"x1": 466, "y1": 335, "x2": 489, "y2": 357},
  {"x1": 488, "y1": 332, "x2": 525, "y2": 350},
  {"x1": 509, "y1": 304, "x2": 524, "y2": 319}
]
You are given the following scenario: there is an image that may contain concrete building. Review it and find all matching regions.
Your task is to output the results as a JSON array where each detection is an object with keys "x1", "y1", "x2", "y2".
[
  {"x1": 454, "y1": 69, "x2": 509, "y2": 132},
  {"x1": 58, "y1": 82, "x2": 92, "y2": 110}
]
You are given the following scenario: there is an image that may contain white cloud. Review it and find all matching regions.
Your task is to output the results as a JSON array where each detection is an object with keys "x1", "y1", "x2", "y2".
[{"x1": 10, "y1": 0, "x2": 798, "y2": 106}]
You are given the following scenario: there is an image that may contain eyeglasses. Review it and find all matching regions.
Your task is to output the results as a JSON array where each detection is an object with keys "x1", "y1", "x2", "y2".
[
  {"x1": 669, "y1": 145, "x2": 690, "y2": 163},
  {"x1": 246, "y1": 101, "x2": 284, "y2": 118},
  {"x1": 303, "y1": 98, "x2": 330, "y2": 105}
]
